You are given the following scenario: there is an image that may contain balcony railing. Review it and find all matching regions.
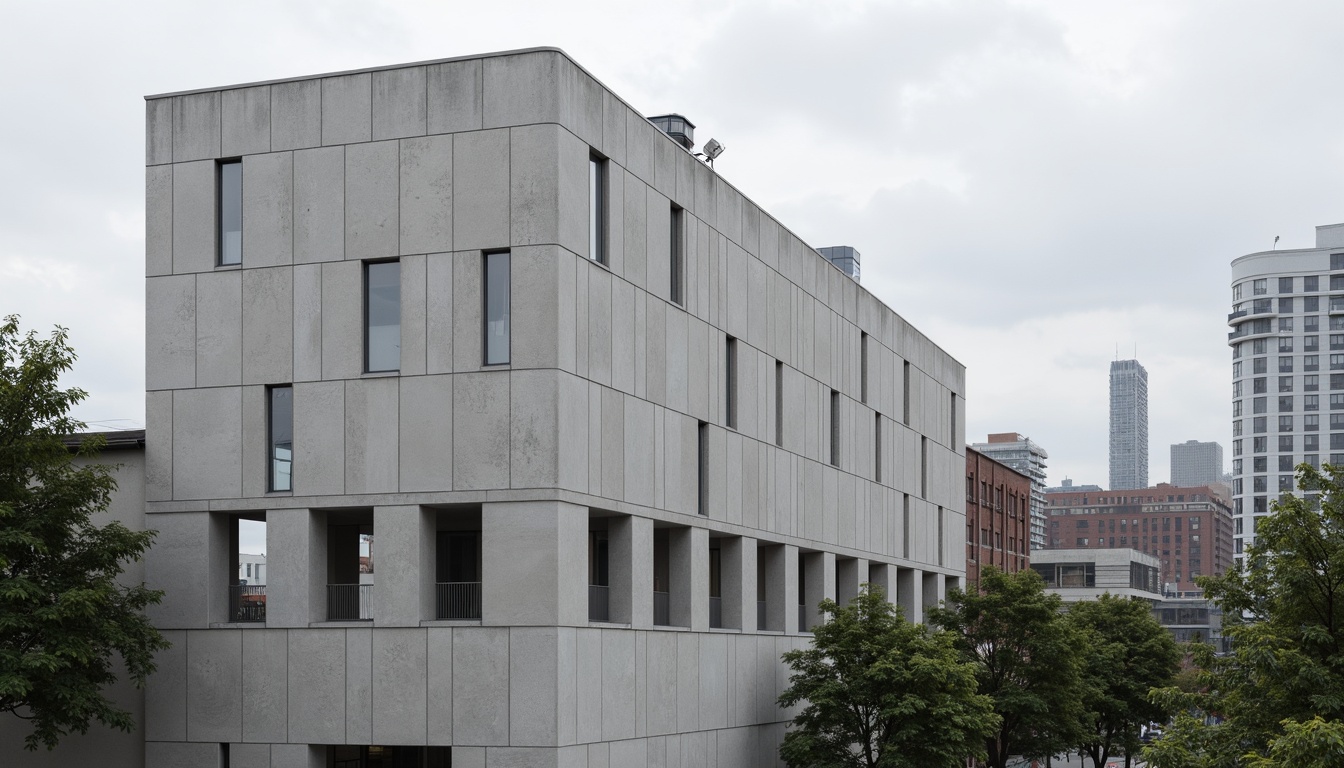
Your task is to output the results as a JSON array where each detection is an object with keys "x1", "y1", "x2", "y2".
[
  {"x1": 757, "y1": 600, "x2": 767, "y2": 630},
  {"x1": 653, "y1": 590, "x2": 671, "y2": 626},
  {"x1": 435, "y1": 582, "x2": 482, "y2": 620},
  {"x1": 229, "y1": 584, "x2": 266, "y2": 623},
  {"x1": 709, "y1": 596, "x2": 722, "y2": 629},
  {"x1": 588, "y1": 584, "x2": 610, "y2": 622},
  {"x1": 327, "y1": 583, "x2": 372, "y2": 621}
]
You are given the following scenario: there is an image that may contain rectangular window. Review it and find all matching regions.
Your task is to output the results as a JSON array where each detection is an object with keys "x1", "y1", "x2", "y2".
[
  {"x1": 775, "y1": 361, "x2": 784, "y2": 447},
  {"x1": 268, "y1": 385, "x2": 293, "y2": 492},
  {"x1": 1307, "y1": 375, "x2": 1320, "y2": 391},
  {"x1": 725, "y1": 337, "x2": 738, "y2": 429},
  {"x1": 830, "y1": 389, "x2": 841, "y2": 467},
  {"x1": 1306, "y1": 275, "x2": 1320, "y2": 292},
  {"x1": 484, "y1": 251, "x2": 510, "y2": 365},
  {"x1": 1281, "y1": 297, "x2": 1295, "y2": 313},
  {"x1": 365, "y1": 261, "x2": 401, "y2": 372},
  {"x1": 219, "y1": 160, "x2": 242, "y2": 266},
  {"x1": 589, "y1": 154, "x2": 607, "y2": 264},
  {"x1": 670, "y1": 204, "x2": 684, "y2": 305},
  {"x1": 697, "y1": 421, "x2": 709, "y2": 515},
  {"x1": 874, "y1": 412, "x2": 882, "y2": 483},
  {"x1": 1306, "y1": 415, "x2": 1320, "y2": 432},
  {"x1": 950, "y1": 392, "x2": 957, "y2": 450},
  {"x1": 1280, "y1": 277, "x2": 1294, "y2": 293},
  {"x1": 1280, "y1": 395, "x2": 1294, "y2": 412},
  {"x1": 1280, "y1": 376, "x2": 1293, "y2": 392},
  {"x1": 1280, "y1": 356, "x2": 1293, "y2": 373},
  {"x1": 921, "y1": 436, "x2": 928, "y2": 497},
  {"x1": 903, "y1": 360, "x2": 911, "y2": 424},
  {"x1": 903, "y1": 495, "x2": 911, "y2": 559},
  {"x1": 1306, "y1": 297, "x2": 1321, "y2": 313}
]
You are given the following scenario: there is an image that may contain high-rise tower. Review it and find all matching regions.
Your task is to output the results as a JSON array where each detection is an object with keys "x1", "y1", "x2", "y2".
[{"x1": 1109, "y1": 359, "x2": 1149, "y2": 490}]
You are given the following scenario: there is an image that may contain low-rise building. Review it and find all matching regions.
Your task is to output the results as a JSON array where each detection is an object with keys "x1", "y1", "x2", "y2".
[
  {"x1": 1031, "y1": 548, "x2": 1162, "y2": 603},
  {"x1": 965, "y1": 447, "x2": 1032, "y2": 585}
]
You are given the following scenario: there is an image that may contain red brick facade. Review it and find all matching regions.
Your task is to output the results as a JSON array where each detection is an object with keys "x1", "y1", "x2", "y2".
[
  {"x1": 1044, "y1": 483, "x2": 1234, "y2": 594},
  {"x1": 965, "y1": 448, "x2": 1032, "y2": 585}
]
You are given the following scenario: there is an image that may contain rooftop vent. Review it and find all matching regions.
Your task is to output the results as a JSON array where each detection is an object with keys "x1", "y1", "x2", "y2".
[
  {"x1": 649, "y1": 114, "x2": 696, "y2": 151},
  {"x1": 817, "y1": 246, "x2": 861, "y2": 283}
]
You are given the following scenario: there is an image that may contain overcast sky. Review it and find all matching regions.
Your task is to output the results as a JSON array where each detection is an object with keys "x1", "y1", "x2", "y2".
[{"x1": 4, "y1": 0, "x2": 1343, "y2": 492}]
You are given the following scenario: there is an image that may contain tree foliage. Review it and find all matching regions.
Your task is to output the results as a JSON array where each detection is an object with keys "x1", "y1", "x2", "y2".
[
  {"x1": 1067, "y1": 594, "x2": 1181, "y2": 767},
  {"x1": 0, "y1": 316, "x2": 167, "y2": 750},
  {"x1": 777, "y1": 585, "x2": 999, "y2": 767},
  {"x1": 929, "y1": 567, "x2": 1087, "y2": 768},
  {"x1": 1144, "y1": 462, "x2": 1344, "y2": 768}
]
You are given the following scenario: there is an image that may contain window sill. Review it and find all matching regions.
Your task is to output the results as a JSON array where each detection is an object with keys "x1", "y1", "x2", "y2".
[
  {"x1": 215, "y1": 263, "x2": 242, "y2": 271},
  {"x1": 309, "y1": 620, "x2": 373, "y2": 627},
  {"x1": 208, "y1": 622, "x2": 268, "y2": 629},
  {"x1": 419, "y1": 619, "x2": 482, "y2": 627},
  {"x1": 265, "y1": 490, "x2": 293, "y2": 497},
  {"x1": 361, "y1": 370, "x2": 400, "y2": 378},
  {"x1": 587, "y1": 620, "x2": 632, "y2": 629}
]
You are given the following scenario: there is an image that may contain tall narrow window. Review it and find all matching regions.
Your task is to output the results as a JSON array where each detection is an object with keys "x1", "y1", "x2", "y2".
[
  {"x1": 874, "y1": 413, "x2": 882, "y2": 483},
  {"x1": 775, "y1": 361, "x2": 784, "y2": 447},
  {"x1": 697, "y1": 421, "x2": 709, "y2": 516},
  {"x1": 830, "y1": 390, "x2": 841, "y2": 467},
  {"x1": 950, "y1": 392, "x2": 957, "y2": 450},
  {"x1": 860, "y1": 332, "x2": 869, "y2": 404},
  {"x1": 219, "y1": 160, "x2": 242, "y2": 266},
  {"x1": 937, "y1": 507, "x2": 945, "y2": 566},
  {"x1": 902, "y1": 494, "x2": 911, "y2": 559},
  {"x1": 484, "y1": 251, "x2": 511, "y2": 365},
  {"x1": 903, "y1": 360, "x2": 911, "y2": 424},
  {"x1": 589, "y1": 154, "x2": 607, "y2": 264},
  {"x1": 920, "y1": 436, "x2": 928, "y2": 497},
  {"x1": 365, "y1": 261, "x2": 401, "y2": 372},
  {"x1": 670, "y1": 204, "x2": 684, "y2": 305},
  {"x1": 726, "y1": 337, "x2": 738, "y2": 429},
  {"x1": 268, "y1": 385, "x2": 293, "y2": 492}
]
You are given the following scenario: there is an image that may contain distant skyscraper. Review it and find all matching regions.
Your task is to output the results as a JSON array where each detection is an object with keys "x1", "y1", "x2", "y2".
[
  {"x1": 1170, "y1": 440, "x2": 1224, "y2": 487},
  {"x1": 969, "y1": 432, "x2": 1049, "y2": 550},
  {"x1": 1110, "y1": 359, "x2": 1149, "y2": 490}
]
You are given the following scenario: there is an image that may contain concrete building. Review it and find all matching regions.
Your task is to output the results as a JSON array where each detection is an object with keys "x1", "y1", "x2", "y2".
[
  {"x1": 1044, "y1": 478, "x2": 1101, "y2": 494},
  {"x1": 968, "y1": 433, "x2": 1048, "y2": 551},
  {"x1": 1031, "y1": 548, "x2": 1162, "y2": 604},
  {"x1": 1229, "y1": 223, "x2": 1344, "y2": 559},
  {"x1": 1152, "y1": 597, "x2": 1228, "y2": 652},
  {"x1": 964, "y1": 448, "x2": 1032, "y2": 586},
  {"x1": 137, "y1": 48, "x2": 966, "y2": 768},
  {"x1": 1044, "y1": 483, "x2": 1234, "y2": 597},
  {"x1": 1170, "y1": 440, "x2": 1223, "y2": 488},
  {"x1": 1109, "y1": 359, "x2": 1149, "y2": 490}
]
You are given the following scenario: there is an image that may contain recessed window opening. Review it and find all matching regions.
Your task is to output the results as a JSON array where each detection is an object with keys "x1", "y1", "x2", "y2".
[
  {"x1": 860, "y1": 332, "x2": 869, "y2": 404},
  {"x1": 726, "y1": 337, "x2": 738, "y2": 429},
  {"x1": 268, "y1": 385, "x2": 292, "y2": 492},
  {"x1": 775, "y1": 361, "x2": 784, "y2": 447},
  {"x1": 671, "y1": 204, "x2": 684, "y2": 305},
  {"x1": 830, "y1": 390, "x2": 840, "y2": 467},
  {"x1": 903, "y1": 361, "x2": 911, "y2": 424},
  {"x1": 364, "y1": 260, "x2": 401, "y2": 372},
  {"x1": 218, "y1": 160, "x2": 242, "y2": 266},
  {"x1": 589, "y1": 153, "x2": 607, "y2": 264},
  {"x1": 484, "y1": 250, "x2": 511, "y2": 365},
  {"x1": 697, "y1": 421, "x2": 709, "y2": 516}
]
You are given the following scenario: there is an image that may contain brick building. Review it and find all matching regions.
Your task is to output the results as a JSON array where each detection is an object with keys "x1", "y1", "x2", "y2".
[
  {"x1": 1044, "y1": 483, "x2": 1234, "y2": 595},
  {"x1": 965, "y1": 448, "x2": 1032, "y2": 585}
]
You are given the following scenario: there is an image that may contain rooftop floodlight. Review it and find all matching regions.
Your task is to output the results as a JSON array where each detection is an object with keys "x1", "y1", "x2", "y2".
[{"x1": 702, "y1": 138, "x2": 724, "y2": 161}]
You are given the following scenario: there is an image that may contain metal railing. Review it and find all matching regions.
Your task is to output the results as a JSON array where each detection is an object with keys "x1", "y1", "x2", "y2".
[
  {"x1": 589, "y1": 585, "x2": 610, "y2": 622},
  {"x1": 709, "y1": 596, "x2": 722, "y2": 629},
  {"x1": 229, "y1": 584, "x2": 266, "y2": 623},
  {"x1": 327, "y1": 583, "x2": 372, "y2": 621},
  {"x1": 435, "y1": 582, "x2": 481, "y2": 620},
  {"x1": 653, "y1": 590, "x2": 671, "y2": 626},
  {"x1": 757, "y1": 600, "x2": 767, "y2": 630}
]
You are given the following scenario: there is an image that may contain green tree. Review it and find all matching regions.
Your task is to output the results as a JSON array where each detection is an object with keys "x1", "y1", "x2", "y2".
[
  {"x1": 929, "y1": 567, "x2": 1086, "y2": 768},
  {"x1": 1145, "y1": 462, "x2": 1344, "y2": 768},
  {"x1": 1067, "y1": 594, "x2": 1181, "y2": 767},
  {"x1": 777, "y1": 585, "x2": 999, "y2": 768},
  {"x1": 0, "y1": 316, "x2": 168, "y2": 750}
]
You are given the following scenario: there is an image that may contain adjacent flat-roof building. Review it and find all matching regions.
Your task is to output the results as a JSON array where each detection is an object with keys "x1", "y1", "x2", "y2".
[
  {"x1": 135, "y1": 48, "x2": 967, "y2": 768},
  {"x1": 968, "y1": 432, "x2": 1048, "y2": 551},
  {"x1": 964, "y1": 448, "x2": 1032, "y2": 586},
  {"x1": 1170, "y1": 440, "x2": 1223, "y2": 488},
  {"x1": 1044, "y1": 483, "x2": 1234, "y2": 596},
  {"x1": 1229, "y1": 223, "x2": 1344, "y2": 559},
  {"x1": 1109, "y1": 359, "x2": 1149, "y2": 491},
  {"x1": 1031, "y1": 548, "x2": 1162, "y2": 603}
]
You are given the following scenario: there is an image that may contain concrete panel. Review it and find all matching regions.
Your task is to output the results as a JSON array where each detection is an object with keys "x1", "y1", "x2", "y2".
[
  {"x1": 675, "y1": 633, "x2": 698, "y2": 732},
  {"x1": 399, "y1": 374, "x2": 454, "y2": 492},
  {"x1": 732, "y1": 637, "x2": 757, "y2": 727},
  {"x1": 511, "y1": 246, "x2": 561, "y2": 369},
  {"x1": 482, "y1": 500, "x2": 588, "y2": 626},
  {"x1": 230, "y1": 743, "x2": 270, "y2": 768},
  {"x1": 482, "y1": 50, "x2": 561, "y2": 129},
  {"x1": 292, "y1": 264, "x2": 322, "y2": 381},
  {"x1": 511, "y1": 123, "x2": 560, "y2": 247},
  {"x1": 241, "y1": 629, "x2": 288, "y2": 743},
  {"x1": 146, "y1": 274, "x2": 195, "y2": 390},
  {"x1": 452, "y1": 250, "x2": 484, "y2": 370},
  {"x1": 373, "y1": 66, "x2": 427, "y2": 140},
  {"x1": 698, "y1": 633, "x2": 728, "y2": 730},
  {"x1": 320, "y1": 261, "x2": 363, "y2": 379},
  {"x1": 145, "y1": 390, "x2": 173, "y2": 501},
  {"x1": 171, "y1": 160, "x2": 214, "y2": 274},
  {"x1": 145, "y1": 630, "x2": 186, "y2": 741},
  {"x1": 286, "y1": 630, "x2": 346, "y2": 744},
  {"x1": 453, "y1": 129, "x2": 510, "y2": 251},
  {"x1": 294, "y1": 381, "x2": 345, "y2": 496},
  {"x1": 428, "y1": 58, "x2": 483, "y2": 134},
  {"x1": 347, "y1": 627, "x2": 373, "y2": 743},
  {"x1": 196, "y1": 270, "x2": 243, "y2": 386},
  {"x1": 644, "y1": 631, "x2": 677, "y2": 736},
  {"x1": 511, "y1": 368, "x2": 560, "y2": 489},
  {"x1": 186, "y1": 630, "x2": 242, "y2": 742},
  {"x1": 400, "y1": 135, "x2": 454, "y2": 255},
  {"x1": 240, "y1": 384, "x2": 266, "y2": 498},
  {"x1": 373, "y1": 628, "x2": 429, "y2": 744},
  {"x1": 242, "y1": 151, "x2": 293, "y2": 267},
  {"x1": 600, "y1": 90, "x2": 627, "y2": 167},
  {"x1": 588, "y1": 268, "x2": 612, "y2": 386},
  {"x1": 242, "y1": 267, "x2": 294, "y2": 385},
  {"x1": 294, "y1": 146, "x2": 345, "y2": 263},
  {"x1": 623, "y1": 397, "x2": 654, "y2": 507},
  {"x1": 510, "y1": 627, "x2": 560, "y2": 746},
  {"x1": 271, "y1": 744, "x2": 324, "y2": 768},
  {"x1": 346, "y1": 140, "x2": 400, "y2": 260},
  {"x1": 611, "y1": 280, "x2": 636, "y2": 394},
  {"x1": 146, "y1": 165, "x2": 173, "y2": 277},
  {"x1": 453, "y1": 627, "x2": 510, "y2": 745},
  {"x1": 557, "y1": 628, "x2": 577, "y2": 746},
  {"x1": 557, "y1": 129, "x2": 590, "y2": 261},
  {"x1": 610, "y1": 740, "x2": 648, "y2": 768},
  {"x1": 426, "y1": 252, "x2": 455, "y2": 373},
  {"x1": 271, "y1": 80, "x2": 322, "y2": 151},
  {"x1": 146, "y1": 741, "x2": 220, "y2": 768},
  {"x1": 172, "y1": 387, "x2": 242, "y2": 500},
  {"x1": 222, "y1": 85, "x2": 270, "y2": 157},
  {"x1": 427, "y1": 628, "x2": 453, "y2": 745},
  {"x1": 453, "y1": 371, "x2": 510, "y2": 490},
  {"x1": 345, "y1": 377, "x2": 400, "y2": 494},
  {"x1": 172, "y1": 92, "x2": 220, "y2": 162},
  {"x1": 600, "y1": 387, "x2": 624, "y2": 500},
  {"x1": 374, "y1": 506, "x2": 429, "y2": 626},
  {"x1": 575, "y1": 629, "x2": 603, "y2": 743},
  {"x1": 600, "y1": 629, "x2": 636, "y2": 741},
  {"x1": 146, "y1": 97, "x2": 172, "y2": 165},
  {"x1": 322, "y1": 73, "x2": 372, "y2": 145}
]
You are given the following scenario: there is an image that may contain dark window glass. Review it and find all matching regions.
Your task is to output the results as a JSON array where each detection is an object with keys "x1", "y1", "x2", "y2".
[
  {"x1": 484, "y1": 251, "x2": 510, "y2": 365},
  {"x1": 1306, "y1": 275, "x2": 1320, "y2": 292},
  {"x1": 589, "y1": 155, "x2": 607, "y2": 264},
  {"x1": 219, "y1": 160, "x2": 242, "y2": 265},
  {"x1": 365, "y1": 261, "x2": 401, "y2": 372},
  {"x1": 697, "y1": 421, "x2": 709, "y2": 515},
  {"x1": 269, "y1": 385, "x2": 293, "y2": 492},
  {"x1": 830, "y1": 390, "x2": 841, "y2": 467},
  {"x1": 775, "y1": 361, "x2": 784, "y2": 447},
  {"x1": 725, "y1": 337, "x2": 738, "y2": 429},
  {"x1": 670, "y1": 205, "x2": 684, "y2": 305}
]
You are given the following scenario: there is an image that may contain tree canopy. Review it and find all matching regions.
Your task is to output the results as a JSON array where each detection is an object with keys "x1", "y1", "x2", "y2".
[
  {"x1": 1145, "y1": 462, "x2": 1344, "y2": 768},
  {"x1": 0, "y1": 316, "x2": 167, "y2": 750},
  {"x1": 929, "y1": 567, "x2": 1087, "y2": 768},
  {"x1": 777, "y1": 585, "x2": 999, "y2": 768}
]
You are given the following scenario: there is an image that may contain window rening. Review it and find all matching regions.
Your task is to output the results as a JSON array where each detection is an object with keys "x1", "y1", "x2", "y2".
[
  {"x1": 725, "y1": 336, "x2": 738, "y2": 429},
  {"x1": 219, "y1": 160, "x2": 242, "y2": 266},
  {"x1": 365, "y1": 261, "x2": 401, "y2": 373},
  {"x1": 268, "y1": 385, "x2": 293, "y2": 492},
  {"x1": 670, "y1": 204, "x2": 684, "y2": 305},
  {"x1": 484, "y1": 251, "x2": 510, "y2": 365},
  {"x1": 589, "y1": 154, "x2": 607, "y2": 264}
]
